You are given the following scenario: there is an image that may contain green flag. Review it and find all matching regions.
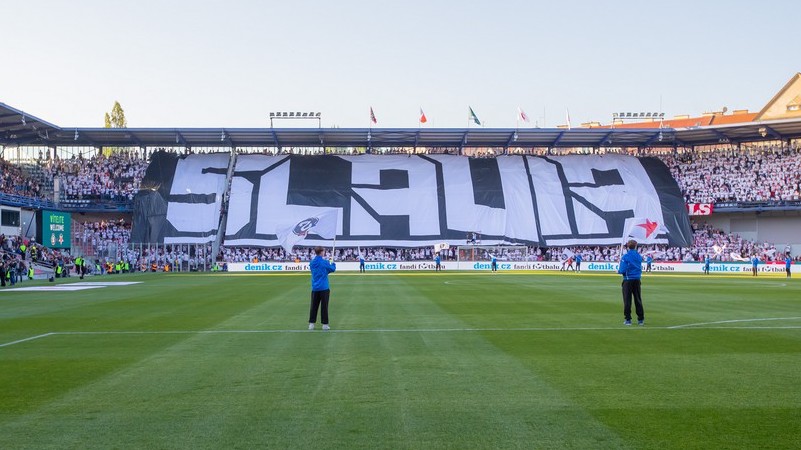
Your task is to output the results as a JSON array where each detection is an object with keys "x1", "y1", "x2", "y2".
[{"x1": 469, "y1": 107, "x2": 481, "y2": 126}]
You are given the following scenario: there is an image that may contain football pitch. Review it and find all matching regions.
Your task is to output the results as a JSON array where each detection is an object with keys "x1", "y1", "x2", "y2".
[{"x1": 1, "y1": 271, "x2": 799, "y2": 449}]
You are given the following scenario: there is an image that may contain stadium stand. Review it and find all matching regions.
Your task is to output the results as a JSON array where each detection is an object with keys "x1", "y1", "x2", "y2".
[
  {"x1": 663, "y1": 144, "x2": 801, "y2": 203},
  {"x1": 42, "y1": 153, "x2": 148, "y2": 202}
]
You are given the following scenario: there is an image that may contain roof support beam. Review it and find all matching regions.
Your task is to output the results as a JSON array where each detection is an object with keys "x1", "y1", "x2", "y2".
[
  {"x1": 270, "y1": 129, "x2": 280, "y2": 150},
  {"x1": 174, "y1": 130, "x2": 188, "y2": 147},
  {"x1": 762, "y1": 125, "x2": 784, "y2": 141},
  {"x1": 551, "y1": 130, "x2": 567, "y2": 147},
  {"x1": 642, "y1": 131, "x2": 663, "y2": 148},
  {"x1": 598, "y1": 131, "x2": 614, "y2": 147},
  {"x1": 504, "y1": 131, "x2": 518, "y2": 151}
]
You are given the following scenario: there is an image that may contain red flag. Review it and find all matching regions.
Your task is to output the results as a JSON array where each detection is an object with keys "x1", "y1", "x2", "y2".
[
  {"x1": 419, "y1": 108, "x2": 427, "y2": 124},
  {"x1": 518, "y1": 107, "x2": 529, "y2": 123},
  {"x1": 370, "y1": 107, "x2": 377, "y2": 124}
]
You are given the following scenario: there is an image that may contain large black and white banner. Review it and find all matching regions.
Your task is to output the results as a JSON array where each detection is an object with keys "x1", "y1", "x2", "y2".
[{"x1": 132, "y1": 152, "x2": 692, "y2": 247}]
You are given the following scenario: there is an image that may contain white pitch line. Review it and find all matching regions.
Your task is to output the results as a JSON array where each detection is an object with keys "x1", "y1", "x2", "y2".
[
  {"x1": 668, "y1": 317, "x2": 801, "y2": 329},
  {"x1": 0, "y1": 332, "x2": 55, "y2": 348},
  {"x1": 4, "y1": 322, "x2": 800, "y2": 348}
]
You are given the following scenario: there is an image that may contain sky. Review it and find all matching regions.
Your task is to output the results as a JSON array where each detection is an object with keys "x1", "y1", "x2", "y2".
[{"x1": 1, "y1": 0, "x2": 799, "y2": 129}]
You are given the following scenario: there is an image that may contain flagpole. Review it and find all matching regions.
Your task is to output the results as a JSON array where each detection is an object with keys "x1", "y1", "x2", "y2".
[{"x1": 331, "y1": 236, "x2": 336, "y2": 261}]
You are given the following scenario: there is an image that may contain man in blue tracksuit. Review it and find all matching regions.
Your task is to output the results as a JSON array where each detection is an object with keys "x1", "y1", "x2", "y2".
[
  {"x1": 785, "y1": 254, "x2": 793, "y2": 278},
  {"x1": 617, "y1": 240, "x2": 645, "y2": 326},
  {"x1": 703, "y1": 255, "x2": 711, "y2": 275},
  {"x1": 309, "y1": 247, "x2": 336, "y2": 331},
  {"x1": 491, "y1": 255, "x2": 497, "y2": 272},
  {"x1": 359, "y1": 253, "x2": 365, "y2": 273},
  {"x1": 575, "y1": 253, "x2": 582, "y2": 272},
  {"x1": 751, "y1": 255, "x2": 759, "y2": 277}
]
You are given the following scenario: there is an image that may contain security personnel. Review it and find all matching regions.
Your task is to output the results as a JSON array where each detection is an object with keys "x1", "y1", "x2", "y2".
[
  {"x1": 123, "y1": 261, "x2": 130, "y2": 273},
  {"x1": 27, "y1": 265, "x2": 34, "y2": 280},
  {"x1": 56, "y1": 263, "x2": 63, "y2": 278}
]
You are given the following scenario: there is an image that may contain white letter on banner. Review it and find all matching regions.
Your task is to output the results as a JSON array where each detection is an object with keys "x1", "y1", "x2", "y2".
[
  {"x1": 497, "y1": 156, "x2": 539, "y2": 242},
  {"x1": 224, "y1": 154, "x2": 287, "y2": 238},
  {"x1": 530, "y1": 155, "x2": 663, "y2": 242},
  {"x1": 345, "y1": 156, "x2": 440, "y2": 236},
  {"x1": 430, "y1": 155, "x2": 506, "y2": 236},
  {"x1": 165, "y1": 154, "x2": 229, "y2": 242}
]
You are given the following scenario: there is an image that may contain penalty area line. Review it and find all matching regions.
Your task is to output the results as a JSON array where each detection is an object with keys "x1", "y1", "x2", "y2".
[
  {"x1": 0, "y1": 332, "x2": 56, "y2": 348},
  {"x1": 668, "y1": 316, "x2": 801, "y2": 329}
]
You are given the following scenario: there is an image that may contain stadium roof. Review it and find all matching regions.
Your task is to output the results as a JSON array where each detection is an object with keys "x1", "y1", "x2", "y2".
[{"x1": 2, "y1": 102, "x2": 801, "y2": 149}]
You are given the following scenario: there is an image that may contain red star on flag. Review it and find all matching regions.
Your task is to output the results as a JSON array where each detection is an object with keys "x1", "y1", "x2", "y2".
[{"x1": 636, "y1": 219, "x2": 660, "y2": 238}]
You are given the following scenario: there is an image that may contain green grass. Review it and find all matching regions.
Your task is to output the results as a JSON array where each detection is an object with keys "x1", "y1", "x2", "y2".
[{"x1": 1, "y1": 271, "x2": 800, "y2": 449}]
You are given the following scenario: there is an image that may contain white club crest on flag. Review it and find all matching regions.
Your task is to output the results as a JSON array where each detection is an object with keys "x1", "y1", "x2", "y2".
[
  {"x1": 276, "y1": 209, "x2": 339, "y2": 254},
  {"x1": 622, "y1": 217, "x2": 666, "y2": 244}
]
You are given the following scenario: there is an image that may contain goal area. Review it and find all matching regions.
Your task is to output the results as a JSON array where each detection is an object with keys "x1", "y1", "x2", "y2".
[{"x1": 456, "y1": 245, "x2": 537, "y2": 262}]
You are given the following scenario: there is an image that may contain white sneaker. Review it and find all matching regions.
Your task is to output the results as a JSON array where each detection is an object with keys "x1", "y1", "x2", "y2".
[
  {"x1": 308, "y1": 323, "x2": 315, "y2": 330},
  {"x1": 322, "y1": 324, "x2": 330, "y2": 331}
]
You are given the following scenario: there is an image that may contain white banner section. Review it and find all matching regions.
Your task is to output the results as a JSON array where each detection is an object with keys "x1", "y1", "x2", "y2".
[{"x1": 227, "y1": 261, "x2": 793, "y2": 274}]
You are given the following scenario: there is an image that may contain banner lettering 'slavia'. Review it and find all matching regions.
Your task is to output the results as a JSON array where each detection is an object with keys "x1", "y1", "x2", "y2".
[{"x1": 132, "y1": 153, "x2": 692, "y2": 247}]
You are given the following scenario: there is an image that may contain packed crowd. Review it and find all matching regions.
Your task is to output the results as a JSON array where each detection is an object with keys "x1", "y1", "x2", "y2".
[
  {"x1": 40, "y1": 152, "x2": 148, "y2": 202},
  {"x1": 0, "y1": 234, "x2": 77, "y2": 285},
  {"x1": 662, "y1": 144, "x2": 801, "y2": 203},
  {"x1": 3, "y1": 142, "x2": 801, "y2": 207},
  {"x1": 222, "y1": 245, "x2": 458, "y2": 263},
  {"x1": 76, "y1": 219, "x2": 133, "y2": 258},
  {"x1": 0, "y1": 159, "x2": 44, "y2": 198}
]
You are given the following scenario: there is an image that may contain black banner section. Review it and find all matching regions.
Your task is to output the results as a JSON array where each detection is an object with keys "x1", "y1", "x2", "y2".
[{"x1": 640, "y1": 157, "x2": 693, "y2": 247}]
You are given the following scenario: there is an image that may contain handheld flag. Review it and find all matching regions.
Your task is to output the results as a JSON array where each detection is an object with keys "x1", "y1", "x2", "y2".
[
  {"x1": 276, "y1": 209, "x2": 339, "y2": 255},
  {"x1": 729, "y1": 252, "x2": 750, "y2": 262},
  {"x1": 419, "y1": 108, "x2": 427, "y2": 124},
  {"x1": 370, "y1": 107, "x2": 377, "y2": 124},
  {"x1": 469, "y1": 107, "x2": 481, "y2": 126},
  {"x1": 622, "y1": 217, "x2": 666, "y2": 244}
]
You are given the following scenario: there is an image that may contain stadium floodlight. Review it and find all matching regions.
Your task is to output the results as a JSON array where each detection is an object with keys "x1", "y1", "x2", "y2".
[
  {"x1": 613, "y1": 112, "x2": 664, "y2": 122},
  {"x1": 269, "y1": 111, "x2": 322, "y2": 128},
  {"x1": 758, "y1": 127, "x2": 768, "y2": 138}
]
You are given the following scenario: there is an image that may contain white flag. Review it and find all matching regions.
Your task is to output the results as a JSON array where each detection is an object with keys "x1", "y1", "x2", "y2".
[
  {"x1": 730, "y1": 252, "x2": 750, "y2": 262},
  {"x1": 276, "y1": 209, "x2": 339, "y2": 254},
  {"x1": 622, "y1": 217, "x2": 666, "y2": 244}
]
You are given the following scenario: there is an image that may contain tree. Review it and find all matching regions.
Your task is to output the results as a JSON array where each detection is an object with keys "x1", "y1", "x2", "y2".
[
  {"x1": 102, "y1": 101, "x2": 128, "y2": 156},
  {"x1": 105, "y1": 101, "x2": 127, "y2": 128}
]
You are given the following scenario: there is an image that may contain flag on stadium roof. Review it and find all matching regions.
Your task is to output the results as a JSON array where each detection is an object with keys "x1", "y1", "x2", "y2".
[
  {"x1": 622, "y1": 217, "x2": 665, "y2": 244},
  {"x1": 566, "y1": 108, "x2": 572, "y2": 130},
  {"x1": 419, "y1": 108, "x2": 427, "y2": 124},
  {"x1": 370, "y1": 107, "x2": 377, "y2": 124},
  {"x1": 276, "y1": 209, "x2": 339, "y2": 254},
  {"x1": 517, "y1": 107, "x2": 529, "y2": 123},
  {"x1": 469, "y1": 107, "x2": 481, "y2": 126}
]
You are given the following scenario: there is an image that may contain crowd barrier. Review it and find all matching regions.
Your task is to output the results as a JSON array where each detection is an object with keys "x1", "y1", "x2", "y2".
[{"x1": 227, "y1": 261, "x2": 794, "y2": 274}]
